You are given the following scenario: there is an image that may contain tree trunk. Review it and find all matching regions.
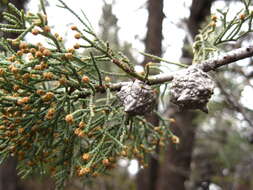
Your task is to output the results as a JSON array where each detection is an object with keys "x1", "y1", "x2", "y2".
[
  {"x1": 136, "y1": 0, "x2": 164, "y2": 190},
  {"x1": 187, "y1": 0, "x2": 214, "y2": 37},
  {"x1": 156, "y1": 1, "x2": 214, "y2": 190},
  {"x1": 143, "y1": 0, "x2": 164, "y2": 63},
  {"x1": 137, "y1": 0, "x2": 214, "y2": 190},
  {"x1": 156, "y1": 109, "x2": 197, "y2": 190}
]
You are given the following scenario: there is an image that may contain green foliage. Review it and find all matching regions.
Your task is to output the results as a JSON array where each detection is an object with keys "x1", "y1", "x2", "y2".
[
  {"x1": 192, "y1": 0, "x2": 253, "y2": 63},
  {"x1": 0, "y1": 0, "x2": 252, "y2": 189},
  {"x1": 0, "y1": 1, "x2": 175, "y2": 189},
  {"x1": 0, "y1": 2, "x2": 26, "y2": 35}
]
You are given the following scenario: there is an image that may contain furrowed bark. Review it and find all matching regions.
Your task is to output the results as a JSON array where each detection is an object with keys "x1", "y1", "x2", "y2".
[
  {"x1": 155, "y1": 1, "x2": 215, "y2": 190},
  {"x1": 136, "y1": 0, "x2": 164, "y2": 190}
]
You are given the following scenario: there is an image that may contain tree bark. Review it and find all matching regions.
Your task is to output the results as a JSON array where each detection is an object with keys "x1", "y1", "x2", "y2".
[
  {"x1": 136, "y1": 1, "x2": 215, "y2": 190},
  {"x1": 143, "y1": 0, "x2": 164, "y2": 63},
  {"x1": 136, "y1": 0, "x2": 164, "y2": 190},
  {"x1": 156, "y1": 109, "x2": 197, "y2": 190},
  {"x1": 187, "y1": 0, "x2": 214, "y2": 37},
  {"x1": 155, "y1": 1, "x2": 214, "y2": 190}
]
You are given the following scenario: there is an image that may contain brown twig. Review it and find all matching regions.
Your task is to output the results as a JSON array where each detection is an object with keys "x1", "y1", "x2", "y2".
[
  {"x1": 74, "y1": 45, "x2": 253, "y2": 94},
  {"x1": 148, "y1": 45, "x2": 253, "y2": 84}
]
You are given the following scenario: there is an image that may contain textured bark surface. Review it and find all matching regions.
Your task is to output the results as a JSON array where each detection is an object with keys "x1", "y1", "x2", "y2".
[
  {"x1": 136, "y1": 1, "x2": 215, "y2": 190},
  {"x1": 136, "y1": 0, "x2": 164, "y2": 190},
  {"x1": 156, "y1": 110, "x2": 197, "y2": 190},
  {"x1": 155, "y1": 1, "x2": 215, "y2": 190},
  {"x1": 143, "y1": 0, "x2": 164, "y2": 64}
]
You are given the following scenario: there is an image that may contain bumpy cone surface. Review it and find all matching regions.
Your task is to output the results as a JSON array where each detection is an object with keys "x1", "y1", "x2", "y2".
[
  {"x1": 117, "y1": 80, "x2": 156, "y2": 115},
  {"x1": 170, "y1": 66, "x2": 215, "y2": 113}
]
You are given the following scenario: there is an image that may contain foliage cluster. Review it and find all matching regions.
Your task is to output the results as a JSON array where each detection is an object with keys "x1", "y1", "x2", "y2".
[
  {"x1": 0, "y1": 0, "x2": 252, "y2": 189},
  {"x1": 0, "y1": 1, "x2": 176, "y2": 188}
]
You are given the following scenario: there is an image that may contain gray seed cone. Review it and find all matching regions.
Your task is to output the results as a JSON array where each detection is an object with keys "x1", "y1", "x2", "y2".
[
  {"x1": 117, "y1": 80, "x2": 156, "y2": 115},
  {"x1": 170, "y1": 66, "x2": 215, "y2": 113}
]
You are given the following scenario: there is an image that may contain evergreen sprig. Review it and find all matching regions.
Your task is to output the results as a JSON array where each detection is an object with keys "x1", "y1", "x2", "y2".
[
  {"x1": 0, "y1": 3, "x2": 26, "y2": 37},
  {"x1": 0, "y1": 1, "x2": 176, "y2": 189},
  {"x1": 0, "y1": 0, "x2": 253, "y2": 189},
  {"x1": 192, "y1": 0, "x2": 253, "y2": 63}
]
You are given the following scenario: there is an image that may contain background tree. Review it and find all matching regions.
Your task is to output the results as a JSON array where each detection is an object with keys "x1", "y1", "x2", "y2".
[
  {"x1": 136, "y1": 1, "x2": 214, "y2": 190},
  {"x1": 139, "y1": 0, "x2": 253, "y2": 190},
  {"x1": 136, "y1": 0, "x2": 164, "y2": 190},
  {"x1": 157, "y1": 1, "x2": 214, "y2": 190}
]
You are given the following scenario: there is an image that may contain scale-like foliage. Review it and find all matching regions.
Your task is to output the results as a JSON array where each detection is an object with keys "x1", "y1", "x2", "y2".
[
  {"x1": 0, "y1": 0, "x2": 252, "y2": 189},
  {"x1": 0, "y1": 1, "x2": 176, "y2": 189}
]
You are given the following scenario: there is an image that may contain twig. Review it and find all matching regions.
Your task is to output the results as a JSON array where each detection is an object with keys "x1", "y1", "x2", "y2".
[
  {"x1": 90, "y1": 52, "x2": 103, "y2": 86},
  {"x1": 144, "y1": 63, "x2": 150, "y2": 80},
  {"x1": 76, "y1": 45, "x2": 253, "y2": 93},
  {"x1": 198, "y1": 45, "x2": 253, "y2": 72},
  {"x1": 140, "y1": 51, "x2": 188, "y2": 68},
  {"x1": 39, "y1": 0, "x2": 47, "y2": 19}
]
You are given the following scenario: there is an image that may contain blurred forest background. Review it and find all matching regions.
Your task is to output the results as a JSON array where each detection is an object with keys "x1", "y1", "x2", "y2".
[{"x1": 1, "y1": 0, "x2": 253, "y2": 190}]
